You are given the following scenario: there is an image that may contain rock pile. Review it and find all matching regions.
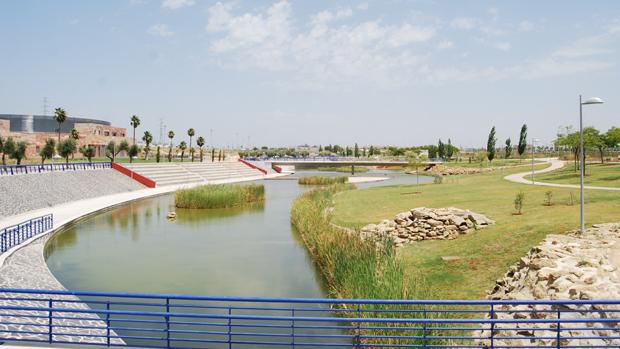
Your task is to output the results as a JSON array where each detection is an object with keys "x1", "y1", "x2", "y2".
[
  {"x1": 360, "y1": 207, "x2": 495, "y2": 247},
  {"x1": 424, "y1": 164, "x2": 494, "y2": 176},
  {"x1": 479, "y1": 223, "x2": 620, "y2": 347}
]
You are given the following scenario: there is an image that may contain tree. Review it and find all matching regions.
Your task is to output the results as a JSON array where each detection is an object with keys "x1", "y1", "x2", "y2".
[
  {"x1": 105, "y1": 141, "x2": 117, "y2": 162},
  {"x1": 156, "y1": 146, "x2": 161, "y2": 163},
  {"x1": 187, "y1": 128, "x2": 195, "y2": 162},
  {"x1": 54, "y1": 107, "x2": 67, "y2": 142},
  {"x1": 9, "y1": 141, "x2": 27, "y2": 165},
  {"x1": 3, "y1": 138, "x2": 16, "y2": 165},
  {"x1": 354, "y1": 143, "x2": 359, "y2": 158},
  {"x1": 211, "y1": 148, "x2": 215, "y2": 162},
  {"x1": 446, "y1": 139, "x2": 454, "y2": 160},
  {"x1": 426, "y1": 145, "x2": 438, "y2": 159},
  {"x1": 117, "y1": 140, "x2": 129, "y2": 158},
  {"x1": 487, "y1": 126, "x2": 497, "y2": 163},
  {"x1": 196, "y1": 136, "x2": 205, "y2": 162},
  {"x1": 57, "y1": 139, "x2": 77, "y2": 163},
  {"x1": 142, "y1": 131, "x2": 153, "y2": 160},
  {"x1": 179, "y1": 141, "x2": 187, "y2": 162},
  {"x1": 504, "y1": 138, "x2": 512, "y2": 159},
  {"x1": 605, "y1": 127, "x2": 620, "y2": 148},
  {"x1": 128, "y1": 144, "x2": 140, "y2": 163},
  {"x1": 437, "y1": 139, "x2": 445, "y2": 160},
  {"x1": 130, "y1": 115, "x2": 141, "y2": 145},
  {"x1": 168, "y1": 131, "x2": 175, "y2": 162},
  {"x1": 40, "y1": 139, "x2": 56, "y2": 163},
  {"x1": 70, "y1": 128, "x2": 80, "y2": 140},
  {"x1": 518, "y1": 124, "x2": 528, "y2": 159},
  {"x1": 0, "y1": 136, "x2": 5, "y2": 165},
  {"x1": 79, "y1": 145, "x2": 96, "y2": 162}
]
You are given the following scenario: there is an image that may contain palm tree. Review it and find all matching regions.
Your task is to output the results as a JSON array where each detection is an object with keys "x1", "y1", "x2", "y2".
[
  {"x1": 54, "y1": 108, "x2": 67, "y2": 142},
  {"x1": 167, "y1": 131, "x2": 175, "y2": 162},
  {"x1": 179, "y1": 141, "x2": 187, "y2": 162},
  {"x1": 196, "y1": 136, "x2": 205, "y2": 162},
  {"x1": 142, "y1": 131, "x2": 153, "y2": 160},
  {"x1": 130, "y1": 115, "x2": 141, "y2": 145},
  {"x1": 187, "y1": 128, "x2": 195, "y2": 162}
]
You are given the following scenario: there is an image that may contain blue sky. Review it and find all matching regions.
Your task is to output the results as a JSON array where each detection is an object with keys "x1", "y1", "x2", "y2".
[{"x1": 1, "y1": 0, "x2": 619, "y2": 148}]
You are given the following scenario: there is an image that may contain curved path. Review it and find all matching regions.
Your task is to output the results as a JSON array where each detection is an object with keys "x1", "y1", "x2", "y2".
[{"x1": 504, "y1": 158, "x2": 620, "y2": 191}]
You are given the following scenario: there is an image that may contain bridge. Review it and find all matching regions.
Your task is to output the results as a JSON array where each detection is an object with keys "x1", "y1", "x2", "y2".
[{"x1": 245, "y1": 157, "x2": 442, "y2": 173}]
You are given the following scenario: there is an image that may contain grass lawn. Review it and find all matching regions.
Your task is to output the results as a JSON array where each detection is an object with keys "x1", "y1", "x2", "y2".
[
  {"x1": 528, "y1": 162, "x2": 620, "y2": 187},
  {"x1": 332, "y1": 164, "x2": 620, "y2": 299},
  {"x1": 441, "y1": 158, "x2": 544, "y2": 169}
]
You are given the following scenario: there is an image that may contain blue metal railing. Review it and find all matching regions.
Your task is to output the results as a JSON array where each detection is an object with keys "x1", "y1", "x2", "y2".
[
  {"x1": 0, "y1": 288, "x2": 618, "y2": 348},
  {"x1": 0, "y1": 161, "x2": 112, "y2": 175},
  {"x1": 0, "y1": 214, "x2": 53, "y2": 252},
  {"x1": 243, "y1": 156, "x2": 443, "y2": 163}
]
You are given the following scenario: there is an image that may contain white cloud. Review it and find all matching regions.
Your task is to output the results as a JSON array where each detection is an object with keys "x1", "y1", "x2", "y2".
[
  {"x1": 161, "y1": 0, "x2": 194, "y2": 10},
  {"x1": 494, "y1": 41, "x2": 511, "y2": 51},
  {"x1": 518, "y1": 20, "x2": 534, "y2": 32},
  {"x1": 357, "y1": 2, "x2": 369, "y2": 11},
  {"x1": 437, "y1": 40, "x2": 454, "y2": 50},
  {"x1": 147, "y1": 24, "x2": 174, "y2": 37},
  {"x1": 450, "y1": 17, "x2": 476, "y2": 30}
]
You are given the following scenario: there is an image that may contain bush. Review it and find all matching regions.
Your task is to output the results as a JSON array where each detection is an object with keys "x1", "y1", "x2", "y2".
[
  {"x1": 567, "y1": 192, "x2": 576, "y2": 206},
  {"x1": 175, "y1": 184, "x2": 264, "y2": 209},
  {"x1": 433, "y1": 175, "x2": 443, "y2": 184},
  {"x1": 298, "y1": 176, "x2": 348, "y2": 185},
  {"x1": 514, "y1": 191, "x2": 525, "y2": 214},
  {"x1": 544, "y1": 191, "x2": 553, "y2": 206}
]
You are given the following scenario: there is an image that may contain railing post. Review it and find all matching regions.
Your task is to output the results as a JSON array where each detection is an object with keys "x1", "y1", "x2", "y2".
[
  {"x1": 48, "y1": 299, "x2": 53, "y2": 343},
  {"x1": 291, "y1": 308, "x2": 295, "y2": 348},
  {"x1": 489, "y1": 304, "x2": 495, "y2": 349},
  {"x1": 422, "y1": 308, "x2": 427, "y2": 349},
  {"x1": 356, "y1": 304, "x2": 361, "y2": 348},
  {"x1": 166, "y1": 297, "x2": 171, "y2": 349},
  {"x1": 106, "y1": 301, "x2": 111, "y2": 346},
  {"x1": 556, "y1": 308, "x2": 561, "y2": 349},
  {"x1": 228, "y1": 306, "x2": 232, "y2": 349}
]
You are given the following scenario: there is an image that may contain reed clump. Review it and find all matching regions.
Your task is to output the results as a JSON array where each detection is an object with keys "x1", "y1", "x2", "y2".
[
  {"x1": 298, "y1": 176, "x2": 348, "y2": 185},
  {"x1": 175, "y1": 184, "x2": 264, "y2": 209},
  {"x1": 317, "y1": 166, "x2": 369, "y2": 173}
]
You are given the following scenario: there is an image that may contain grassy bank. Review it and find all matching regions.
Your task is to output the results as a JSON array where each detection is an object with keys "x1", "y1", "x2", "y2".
[
  {"x1": 528, "y1": 162, "x2": 620, "y2": 187},
  {"x1": 175, "y1": 184, "x2": 264, "y2": 209},
  {"x1": 332, "y1": 164, "x2": 620, "y2": 299},
  {"x1": 298, "y1": 176, "x2": 348, "y2": 185},
  {"x1": 317, "y1": 166, "x2": 370, "y2": 173}
]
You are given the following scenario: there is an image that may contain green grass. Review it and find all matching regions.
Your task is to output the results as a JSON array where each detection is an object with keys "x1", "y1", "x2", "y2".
[
  {"x1": 331, "y1": 164, "x2": 620, "y2": 299},
  {"x1": 528, "y1": 162, "x2": 620, "y2": 187},
  {"x1": 440, "y1": 158, "x2": 544, "y2": 169},
  {"x1": 298, "y1": 176, "x2": 348, "y2": 185},
  {"x1": 317, "y1": 166, "x2": 370, "y2": 173},
  {"x1": 175, "y1": 184, "x2": 264, "y2": 209}
]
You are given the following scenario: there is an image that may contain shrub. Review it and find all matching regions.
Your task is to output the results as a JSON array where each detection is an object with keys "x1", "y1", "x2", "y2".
[
  {"x1": 544, "y1": 191, "x2": 553, "y2": 206},
  {"x1": 567, "y1": 192, "x2": 576, "y2": 206},
  {"x1": 433, "y1": 175, "x2": 443, "y2": 184},
  {"x1": 175, "y1": 184, "x2": 264, "y2": 209},
  {"x1": 514, "y1": 191, "x2": 525, "y2": 214},
  {"x1": 57, "y1": 139, "x2": 77, "y2": 163},
  {"x1": 298, "y1": 176, "x2": 348, "y2": 185}
]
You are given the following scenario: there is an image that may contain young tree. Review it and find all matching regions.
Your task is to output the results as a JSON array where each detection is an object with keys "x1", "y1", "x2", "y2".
[
  {"x1": 518, "y1": 124, "x2": 528, "y2": 159},
  {"x1": 10, "y1": 141, "x2": 27, "y2": 165},
  {"x1": 504, "y1": 138, "x2": 512, "y2": 159},
  {"x1": 40, "y1": 139, "x2": 56, "y2": 163},
  {"x1": 369, "y1": 145, "x2": 375, "y2": 156},
  {"x1": 179, "y1": 141, "x2": 187, "y2": 162},
  {"x1": 128, "y1": 144, "x2": 140, "y2": 163},
  {"x1": 156, "y1": 146, "x2": 161, "y2": 163},
  {"x1": 117, "y1": 140, "x2": 129, "y2": 159},
  {"x1": 446, "y1": 139, "x2": 454, "y2": 160},
  {"x1": 211, "y1": 148, "x2": 215, "y2": 162},
  {"x1": 0, "y1": 136, "x2": 5, "y2": 165},
  {"x1": 196, "y1": 136, "x2": 205, "y2": 162},
  {"x1": 187, "y1": 128, "x2": 195, "y2": 162},
  {"x1": 130, "y1": 115, "x2": 141, "y2": 145},
  {"x1": 105, "y1": 141, "x2": 116, "y2": 162},
  {"x1": 168, "y1": 130, "x2": 175, "y2": 162},
  {"x1": 487, "y1": 126, "x2": 497, "y2": 163},
  {"x1": 142, "y1": 131, "x2": 153, "y2": 160},
  {"x1": 3, "y1": 138, "x2": 16, "y2": 165},
  {"x1": 57, "y1": 139, "x2": 77, "y2": 163},
  {"x1": 354, "y1": 143, "x2": 359, "y2": 158},
  {"x1": 437, "y1": 139, "x2": 445, "y2": 160},
  {"x1": 79, "y1": 145, "x2": 96, "y2": 162},
  {"x1": 54, "y1": 107, "x2": 67, "y2": 142}
]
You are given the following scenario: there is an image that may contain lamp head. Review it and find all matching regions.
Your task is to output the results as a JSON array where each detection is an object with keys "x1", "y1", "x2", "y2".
[{"x1": 582, "y1": 97, "x2": 604, "y2": 105}]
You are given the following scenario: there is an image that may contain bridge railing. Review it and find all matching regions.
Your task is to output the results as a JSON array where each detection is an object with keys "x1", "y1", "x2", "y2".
[
  {"x1": 0, "y1": 214, "x2": 53, "y2": 252},
  {"x1": 244, "y1": 156, "x2": 443, "y2": 163},
  {"x1": 0, "y1": 161, "x2": 112, "y2": 175},
  {"x1": 0, "y1": 288, "x2": 617, "y2": 348}
]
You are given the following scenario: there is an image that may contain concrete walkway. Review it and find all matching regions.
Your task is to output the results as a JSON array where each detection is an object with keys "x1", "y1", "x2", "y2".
[{"x1": 504, "y1": 158, "x2": 620, "y2": 191}]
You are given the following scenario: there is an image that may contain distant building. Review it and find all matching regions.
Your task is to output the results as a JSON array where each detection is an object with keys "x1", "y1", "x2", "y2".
[{"x1": 0, "y1": 114, "x2": 128, "y2": 158}]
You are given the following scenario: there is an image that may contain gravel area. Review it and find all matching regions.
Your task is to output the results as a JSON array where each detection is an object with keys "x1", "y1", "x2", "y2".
[{"x1": 0, "y1": 169, "x2": 144, "y2": 218}]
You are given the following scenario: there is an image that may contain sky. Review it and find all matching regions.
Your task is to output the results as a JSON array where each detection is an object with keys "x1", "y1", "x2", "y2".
[{"x1": 1, "y1": 0, "x2": 619, "y2": 148}]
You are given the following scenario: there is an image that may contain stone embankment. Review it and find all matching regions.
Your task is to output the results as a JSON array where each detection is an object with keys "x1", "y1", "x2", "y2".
[
  {"x1": 481, "y1": 223, "x2": 620, "y2": 347},
  {"x1": 360, "y1": 207, "x2": 495, "y2": 247}
]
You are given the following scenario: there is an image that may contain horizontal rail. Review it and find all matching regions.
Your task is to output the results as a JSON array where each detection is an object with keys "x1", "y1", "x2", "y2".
[
  {"x1": 0, "y1": 289, "x2": 618, "y2": 348},
  {"x1": 0, "y1": 214, "x2": 53, "y2": 252},
  {"x1": 0, "y1": 161, "x2": 111, "y2": 175}
]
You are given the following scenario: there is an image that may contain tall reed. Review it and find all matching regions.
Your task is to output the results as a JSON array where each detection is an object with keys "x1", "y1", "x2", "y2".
[
  {"x1": 298, "y1": 176, "x2": 348, "y2": 185},
  {"x1": 175, "y1": 184, "x2": 264, "y2": 209}
]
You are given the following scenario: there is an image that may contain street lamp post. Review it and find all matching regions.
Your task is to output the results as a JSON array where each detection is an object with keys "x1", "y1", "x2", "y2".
[
  {"x1": 579, "y1": 95, "x2": 604, "y2": 233},
  {"x1": 531, "y1": 138, "x2": 539, "y2": 184}
]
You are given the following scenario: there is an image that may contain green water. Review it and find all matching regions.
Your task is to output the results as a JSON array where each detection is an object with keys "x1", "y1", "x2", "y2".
[{"x1": 45, "y1": 171, "x2": 432, "y2": 297}]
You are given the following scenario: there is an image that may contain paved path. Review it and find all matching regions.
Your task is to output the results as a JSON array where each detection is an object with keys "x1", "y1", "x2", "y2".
[{"x1": 504, "y1": 158, "x2": 620, "y2": 191}]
